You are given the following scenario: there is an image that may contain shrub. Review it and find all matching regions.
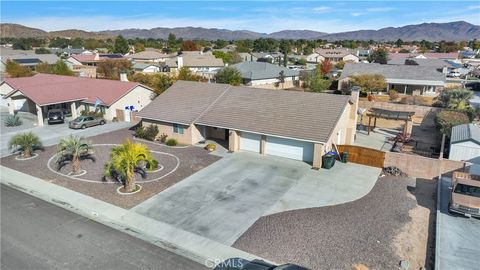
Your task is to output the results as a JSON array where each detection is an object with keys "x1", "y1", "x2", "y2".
[
  {"x1": 388, "y1": 90, "x2": 399, "y2": 101},
  {"x1": 205, "y1": 143, "x2": 216, "y2": 151},
  {"x1": 159, "y1": 133, "x2": 168, "y2": 143},
  {"x1": 134, "y1": 125, "x2": 159, "y2": 141},
  {"x1": 435, "y1": 110, "x2": 470, "y2": 137},
  {"x1": 4, "y1": 114, "x2": 22, "y2": 127},
  {"x1": 165, "y1": 138, "x2": 178, "y2": 146},
  {"x1": 80, "y1": 110, "x2": 104, "y2": 118},
  {"x1": 112, "y1": 117, "x2": 118, "y2": 122}
]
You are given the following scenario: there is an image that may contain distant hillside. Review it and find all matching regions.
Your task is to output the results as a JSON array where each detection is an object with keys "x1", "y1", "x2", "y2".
[
  {"x1": 99, "y1": 27, "x2": 266, "y2": 40},
  {"x1": 1, "y1": 21, "x2": 479, "y2": 41},
  {"x1": 321, "y1": 21, "x2": 480, "y2": 41},
  {"x1": 0, "y1": 23, "x2": 47, "y2": 38}
]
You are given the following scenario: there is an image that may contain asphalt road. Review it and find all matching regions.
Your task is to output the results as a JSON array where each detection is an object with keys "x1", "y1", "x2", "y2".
[
  {"x1": 436, "y1": 177, "x2": 480, "y2": 270},
  {"x1": 0, "y1": 185, "x2": 208, "y2": 270}
]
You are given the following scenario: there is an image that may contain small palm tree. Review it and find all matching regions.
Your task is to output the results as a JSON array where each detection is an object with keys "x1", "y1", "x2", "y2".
[
  {"x1": 445, "y1": 88, "x2": 474, "y2": 110},
  {"x1": 105, "y1": 140, "x2": 157, "y2": 193},
  {"x1": 56, "y1": 135, "x2": 95, "y2": 174},
  {"x1": 8, "y1": 132, "x2": 43, "y2": 158}
]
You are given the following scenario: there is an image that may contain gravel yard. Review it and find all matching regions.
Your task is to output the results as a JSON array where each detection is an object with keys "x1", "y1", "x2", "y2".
[
  {"x1": 233, "y1": 176, "x2": 435, "y2": 270},
  {"x1": 0, "y1": 128, "x2": 220, "y2": 209}
]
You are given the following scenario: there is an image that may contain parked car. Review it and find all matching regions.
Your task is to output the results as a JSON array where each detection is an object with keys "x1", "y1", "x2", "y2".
[
  {"x1": 447, "y1": 72, "x2": 461, "y2": 78},
  {"x1": 214, "y1": 258, "x2": 309, "y2": 270},
  {"x1": 47, "y1": 109, "x2": 65, "y2": 125},
  {"x1": 69, "y1": 115, "x2": 105, "y2": 129},
  {"x1": 449, "y1": 172, "x2": 480, "y2": 218}
]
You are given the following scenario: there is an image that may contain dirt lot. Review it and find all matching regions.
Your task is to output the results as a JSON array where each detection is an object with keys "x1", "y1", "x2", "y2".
[
  {"x1": 0, "y1": 128, "x2": 220, "y2": 209},
  {"x1": 233, "y1": 176, "x2": 437, "y2": 270}
]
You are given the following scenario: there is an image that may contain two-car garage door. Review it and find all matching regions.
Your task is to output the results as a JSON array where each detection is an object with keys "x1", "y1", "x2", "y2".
[{"x1": 239, "y1": 132, "x2": 314, "y2": 162}]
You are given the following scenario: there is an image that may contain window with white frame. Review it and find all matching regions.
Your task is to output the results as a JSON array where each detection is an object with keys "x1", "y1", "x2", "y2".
[{"x1": 173, "y1": 123, "x2": 184, "y2": 134}]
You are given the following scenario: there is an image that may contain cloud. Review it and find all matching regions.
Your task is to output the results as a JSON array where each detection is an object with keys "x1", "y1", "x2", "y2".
[
  {"x1": 467, "y1": 5, "x2": 480, "y2": 10},
  {"x1": 351, "y1": 12, "x2": 365, "y2": 17},
  {"x1": 366, "y1": 7, "x2": 396, "y2": 12},
  {"x1": 312, "y1": 6, "x2": 332, "y2": 13}
]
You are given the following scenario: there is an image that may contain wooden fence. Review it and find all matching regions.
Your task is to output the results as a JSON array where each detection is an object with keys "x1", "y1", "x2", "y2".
[{"x1": 337, "y1": 145, "x2": 385, "y2": 168}]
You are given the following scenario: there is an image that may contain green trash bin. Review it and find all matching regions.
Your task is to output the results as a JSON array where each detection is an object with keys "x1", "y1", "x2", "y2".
[
  {"x1": 322, "y1": 154, "x2": 336, "y2": 169},
  {"x1": 341, "y1": 152, "x2": 349, "y2": 163}
]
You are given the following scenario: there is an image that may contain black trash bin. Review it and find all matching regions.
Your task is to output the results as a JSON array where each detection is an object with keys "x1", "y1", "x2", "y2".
[
  {"x1": 322, "y1": 154, "x2": 336, "y2": 169},
  {"x1": 341, "y1": 151, "x2": 349, "y2": 163}
]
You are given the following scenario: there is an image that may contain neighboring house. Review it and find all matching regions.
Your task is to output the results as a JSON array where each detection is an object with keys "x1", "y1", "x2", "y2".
[
  {"x1": 387, "y1": 58, "x2": 459, "y2": 74},
  {"x1": 230, "y1": 61, "x2": 300, "y2": 89},
  {"x1": 138, "y1": 80, "x2": 359, "y2": 168},
  {"x1": 388, "y1": 52, "x2": 459, "y2": 61},
  {"x1": 66, "y1": 53, "x2": 124, "y2": 66},
  {"x1": 339, "y1": 62, "x2": 446, "y2": 95},
  {"x1": 307, "y1": 49, "x2": 359, "y2": 64},
  {"x1": 49, "y1": 48, "x2": 90, "y2": 57},
  {"x1": 249, "y1": 52, "x2": 282, "y2": 63},
  {"x1": 1, "y1": 74, "x2": 153, "y2": 126},
  {"x1": 126, "y1": 50, "x2": 175, "y2": 63},
  {"x1": 450, "y1": 124, "x2": 480, "y2": 163},
  {"x1": 0, "y1": 53, "x2": 59, "y2": 72},
  {"x1": 179, "y1": 54, "x2": 224, "y2": 79}
]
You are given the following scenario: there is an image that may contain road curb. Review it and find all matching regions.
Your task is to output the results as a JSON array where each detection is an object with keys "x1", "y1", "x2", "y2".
[
  {"x1": 434, "y1": 176, "x2": 442, "y2": 270},
  {"x1": 0, "y1": 165, "x2": 271, "y2": 268}
]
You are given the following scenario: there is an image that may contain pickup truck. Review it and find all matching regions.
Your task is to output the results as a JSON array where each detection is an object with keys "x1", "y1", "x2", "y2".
[{"x1": 449, "y1": 172, "x2": 480, "y2": 218}]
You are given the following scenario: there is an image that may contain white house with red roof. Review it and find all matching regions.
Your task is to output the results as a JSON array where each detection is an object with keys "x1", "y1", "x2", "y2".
[{"x1": 1, "y1": 74, "x2": 153, "y2": 126}]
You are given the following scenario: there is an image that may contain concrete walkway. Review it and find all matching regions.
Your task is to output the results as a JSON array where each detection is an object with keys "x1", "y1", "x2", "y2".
[
  {"x1": 0, "y1": 166, "x2": 267, "y2": 268},
  {"x1": 133, "y1": 152, "x2": 380, "y2": 246}
]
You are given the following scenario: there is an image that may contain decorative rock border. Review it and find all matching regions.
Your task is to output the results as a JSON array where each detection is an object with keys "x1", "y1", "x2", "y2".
[
  {"x1": 46, "y1": 144, "x2": 180, "y2": 184},
  {"x1": 15, "y1": 153, "x2": 39, "y2": 161},
  {"x1": 116, "y1": 184, "x2": 142, "y2": 195},
  {"x1": 67, "y1": 170, "x2": 87, "y2": 177}
]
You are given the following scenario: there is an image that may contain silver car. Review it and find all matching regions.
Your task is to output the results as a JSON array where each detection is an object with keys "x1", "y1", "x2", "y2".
[{"x1": 69, "y1": 116, "x2": 106, "y2": 129}]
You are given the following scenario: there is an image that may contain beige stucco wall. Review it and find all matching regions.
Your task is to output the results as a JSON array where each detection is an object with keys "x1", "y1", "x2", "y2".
[
  {"x1": 228, "y1": 130, "x2": 240, "y2": 151},
  {"x1": 324, "y1": 99, "x2": 357, "y2": 152},
  {"x1": 142, "y1": 119, "x2": 202, "y2": 145},
  {"x1": 105, "y1": 85, "x2": 152, "y2": 120},
  {"x1": 343, "y1": 54, "x2": 359, "y2": 62}
]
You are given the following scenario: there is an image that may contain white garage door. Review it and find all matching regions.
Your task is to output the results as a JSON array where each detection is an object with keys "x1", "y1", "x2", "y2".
[
  {"x1": 239, "y1": 132, "x2": 261, "y2": 152},
  {"x1": 266, "y1": 136, "x2": 314, "y2": 162}
]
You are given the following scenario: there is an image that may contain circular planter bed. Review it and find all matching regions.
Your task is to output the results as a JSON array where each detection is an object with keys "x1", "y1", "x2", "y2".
[
  {"x1": 116, "y1": 184, "x2": 142, "y2": 195},
  {"x1": 15, "y1": 153, "x2": 39, "y2": 161},
  {"x1": 67, "y1": 170, "x2": 87, "y2": 177}
]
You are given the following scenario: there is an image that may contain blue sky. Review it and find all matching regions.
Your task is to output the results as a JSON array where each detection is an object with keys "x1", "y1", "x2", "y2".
[{"x1": 2, "y1": 1, "x2": 480, "y2": 33}]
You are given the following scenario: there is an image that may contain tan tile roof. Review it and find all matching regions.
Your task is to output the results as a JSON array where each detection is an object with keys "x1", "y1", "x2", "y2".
[
  {"x1": 139, "y1": 81, "x2": 350, "y2": 143},
  {"x1": 182, "y1": 55, "x2": 224, "y2": 67}
]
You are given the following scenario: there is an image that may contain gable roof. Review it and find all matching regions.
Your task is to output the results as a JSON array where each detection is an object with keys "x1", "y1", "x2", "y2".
[
  {"x1": 182, "y1": 54, "x2": 224, "y2": 68},
  {"x1": 3, "y1": 74, "x2": 147, "y2": 106},
  {"x1": 340, "y1": 62, "x2": 445, "y2": 83},
  {"x1": 316, "y1": 48, "x2": 357, "y2": 58},
  {"x1": 388, "y1": 52, "x2": 459, "y2": 60},
  {"x1": 138, "y1": 81, "x2": 350, "y2": 143},
  {"x1": 451, "y1": 124, "x2": 480, "y2": 145},
  {"x1": 230, "y1": 61, "x2": 299, "y2": 80},
  {"x1": 126, "y1": 50, "x2": 173, "y2": 60},
  {"x1": 387, "y1": 58, "x2": 455, "y2": 68}
]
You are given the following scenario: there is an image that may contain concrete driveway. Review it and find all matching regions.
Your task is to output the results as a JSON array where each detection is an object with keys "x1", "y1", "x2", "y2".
[
  {"x1": 0, "y1": 111, "x2": 132, "y2": 157},
  {"x1": 133, "y1": 152, "x2": 380, "y2": 245},
  {"x1": 436, "y1": 176, "x2": 480, "y2": 270}
]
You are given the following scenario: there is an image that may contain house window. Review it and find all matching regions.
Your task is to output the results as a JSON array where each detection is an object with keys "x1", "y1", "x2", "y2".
[{"x1": 173, "y1": 123, "x2": 184, "y2": 134}]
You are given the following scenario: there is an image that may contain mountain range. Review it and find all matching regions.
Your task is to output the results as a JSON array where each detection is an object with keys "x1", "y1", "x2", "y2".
[{"x1": 1, "y1": 21, "x2": 479, "y2": 41}]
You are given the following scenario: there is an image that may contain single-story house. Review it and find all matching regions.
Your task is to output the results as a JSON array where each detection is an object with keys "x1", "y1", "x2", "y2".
[
  {"x1": 388, "y1": 52, "x2": 459, "y2": 61},
  {"x1": 230, "y1": 61, "x2": 300, "y2": 89},
  {"x1": 387, "y1": 58, "x2": 459, "y2": 74},
  {"x1": 306, "y1": 49, "x2": 359, "y2": 64},
  {"x1": 450, "y1": 124, "x2": 480, "y2": 163},
  {"x1": 0, "y1": 53, "x2": 59, "y2": 72},
  {"x1": 1, "y1": 74, "x2": 153, "y2": 126},
  {"x1": 339, "y1": 62, "x2": 446, "y2": 95},
  {"x1": 138, "y1": 80, "x2": 359, "y2": 168},
  {"x1": 126, "y1": 50, "x2": 176, "y2": 63},
  {"x1": 66, "y1": 53, "x2": 124, "y2": 66}
]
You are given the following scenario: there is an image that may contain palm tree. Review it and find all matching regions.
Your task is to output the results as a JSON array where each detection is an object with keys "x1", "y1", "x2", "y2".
[
  {"x1": 8, "y1": 132, "x2": 43, "y2": 158},
  {"x1": 445, "y1": 88, "x2": 474, "y2": 110},
  {"x1": 105, "y1": 140, "x2": 157, "y2": 193},
  {"x1": 56, "y1": 135, "x2": 95, "y2": 174}
]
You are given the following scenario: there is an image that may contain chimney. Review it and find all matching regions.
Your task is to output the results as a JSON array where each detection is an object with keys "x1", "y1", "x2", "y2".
[
  {"x1": 119, "y1": 72, "x2": 128, "y2": 82},
  {"x1": 177, "y1": 56, "x2": 184, "y2": 69}
]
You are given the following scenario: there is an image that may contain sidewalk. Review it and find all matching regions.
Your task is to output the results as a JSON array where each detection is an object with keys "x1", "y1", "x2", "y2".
[{"x1": 0, "y1": 166, "x2": 270, "y2": 268}]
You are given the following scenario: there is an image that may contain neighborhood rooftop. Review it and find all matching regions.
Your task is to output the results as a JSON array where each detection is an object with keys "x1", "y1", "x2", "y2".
[
  {"x1": 451, "y1": 124, "x2": 480, "y2": 144},
  {"x1": 2, "y1": 73, "x2": 142, "y2": 106},
  {"x1": 139, "y1": 80, "x2": 351, "y2": 143},
  {"x1": 340, "y1": 62, "x2": 446, "y2": 83},
  {"x1": 231, "y1": 61, "x2": 299, "y2": 80}
]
